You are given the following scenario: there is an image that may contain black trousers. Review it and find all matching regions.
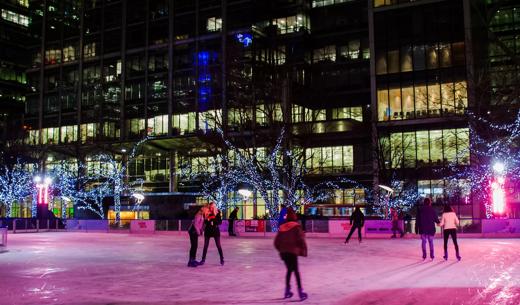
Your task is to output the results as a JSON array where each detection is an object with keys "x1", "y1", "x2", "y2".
[
  {"x1": 188, "y1": 228, "x2": 199, "y2": 260},
  {"x1": 346, "y1": 225, "x2": 363, "y2": 242},
  {"x1": 202, "y1": 234, "x2": 224, "y2": 261},
  {"x1": 443, "y1": 228, "x2": 460, "y2": 255},
  {"x1": 280, "y1": 253, "x2": 302, "y2": 290},
  {"x1": 228, "y1": 219, "x2": 235, "y2": 235},
  {"x1": 392, "y1": 220, "x2": 404, "y2": 236}
]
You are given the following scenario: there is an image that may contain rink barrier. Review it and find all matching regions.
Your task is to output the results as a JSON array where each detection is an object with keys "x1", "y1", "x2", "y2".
[
  {"x1": 0, "y1": 227, "x2": 7, "y2": 247},
  {"x1": 3, "y1": 218, "x2": 520, "y2": 237}
]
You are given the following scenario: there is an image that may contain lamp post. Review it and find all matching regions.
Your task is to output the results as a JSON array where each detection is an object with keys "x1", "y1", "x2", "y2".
[
  {"x1": 238, "y1": 188, "x2": 252, "y2": 219},
  {"x1": 491, "y1": 161, "x2": 506, "y2": 217},
  {"x1": 378, "y1": 184, "x2": 394, "y2": 219},
  {"x1": 34, "y1": 175, "x2": 52, "y2": 219}
]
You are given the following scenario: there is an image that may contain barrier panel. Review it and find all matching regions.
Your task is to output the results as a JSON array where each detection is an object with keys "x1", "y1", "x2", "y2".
[
  {"x1": 328, "y1": 220, "x2": 363, "y2": 237},
  {"x1": 364, "y1": 220, "x2": 402, "y2": 235},
  {"x1": 0, "y1": 228, "x2": 7, "y2": 247},
  {"x1": 482, "y1": 219, "x2": 520, "y2": 233},
  {"x1": 66, "y1": 220, "x2": 109, "y2": 232},
  {"x1": 130, "y1": 220, "x2": 156, "y2": 234}
]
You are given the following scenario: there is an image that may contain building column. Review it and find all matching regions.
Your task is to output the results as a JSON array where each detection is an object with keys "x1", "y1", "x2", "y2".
[{"x1": 169, "y1": 150, "x2": 177, "y2": 192}]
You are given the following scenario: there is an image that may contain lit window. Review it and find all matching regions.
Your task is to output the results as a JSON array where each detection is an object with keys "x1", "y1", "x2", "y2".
[
  {"x1": 313, "y1": 45, "x2": 336, "y2": 62},
  {"x1": 207, "y1": 17, "x2": 222, "y2": 32},
  {"x1": 272, "y1": 14, "x2": 309, "y2": 34},
  {"x1": 1, "y1": 9, "x2": 30, "y2": 27}
]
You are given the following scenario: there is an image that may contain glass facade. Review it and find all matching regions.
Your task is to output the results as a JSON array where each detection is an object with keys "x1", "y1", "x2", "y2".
[{"x1": 2, "y1": 0, "x2": 512, "y2": 220}]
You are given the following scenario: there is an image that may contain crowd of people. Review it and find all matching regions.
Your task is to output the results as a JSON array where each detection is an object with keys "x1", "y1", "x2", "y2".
[{"x1": 186, "y1": 198, "x2": 462, "y2": 301}]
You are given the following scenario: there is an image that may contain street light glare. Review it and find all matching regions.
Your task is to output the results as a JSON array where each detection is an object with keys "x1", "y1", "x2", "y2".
[
  {"x1": 33, "y1": 176, "x2": 42, "y2": 183},
  {"x1": 493, "y1": 162, "x2": 505, "y2": 174},
  {"x1": 44, "y1": 177, "x2": 52, "y2": 185},
  {"x1": 238, "y1": 189, "x2": 252, "y2": 199}
]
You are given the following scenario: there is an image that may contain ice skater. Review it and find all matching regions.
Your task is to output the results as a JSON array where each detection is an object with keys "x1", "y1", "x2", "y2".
[
  {"x1": 439, "y1": 204, "x2": 461, "y2": 261},
  {"x1": 390, "y1": 208, "x2": 404, "y2": 238},
  {"x1": 274, "y1": 208, "x2": 308, "y2": 301},
  {"x1": 415, "y1": 198, "x2": 440, "y2": 260},
  {"x1": 187, "y1": 206, "x2": 205, "y2": 267},
  {"x1": 228, "y1": 207, "x2": 239, "y2": 236},
  {"x1": 344, "y1": 206, "x2": 364, "y2": 244},
  {"x1": 200, "y1": 202, "x2": 225, "y2": 266}
]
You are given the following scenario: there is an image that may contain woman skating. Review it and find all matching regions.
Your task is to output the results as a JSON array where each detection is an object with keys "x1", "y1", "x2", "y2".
[
  {"x1": 274, "y1": 208, "x2": 308, "y2": 301},
  {"x1": 187, "y1": 206, "x2": 205, "y2": 267},
  {"x1": 439, "y1": 204, "x2": 461, "y2": 261},
  {"x1": 200, "y1": 202, "x2": 224, "y2": 266}
]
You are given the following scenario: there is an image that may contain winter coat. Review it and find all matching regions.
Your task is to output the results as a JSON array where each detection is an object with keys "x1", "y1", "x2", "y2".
[
  {"x1": 415, "y1": 205, "x2": 439, "y2": 235},
  {"x1": 204, "y1": 212, "x2": 222, "y2": 237},
  {"x1": 440, "y1": 212, "x2": 459, "y2": 230},
  {"x1": 274, "y1": 221, "x2": 307, "y2": 257},
  {"x1": 350, "y1": 210, "x2": 364, "y2": 227},
  {"x1": 189, "y1": 212, "x2": 204, "y2": 236},
  {"x1": 278, "y1": 207, "x2": 287, "y2": 226},
  {"x1": 229, "y1": 210, "x2": 238, "y2": 221}
]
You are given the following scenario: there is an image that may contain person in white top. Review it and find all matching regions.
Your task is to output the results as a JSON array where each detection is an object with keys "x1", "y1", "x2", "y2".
[{"x1": 439, "y1": 205, "x2": 461, "y2": 261}]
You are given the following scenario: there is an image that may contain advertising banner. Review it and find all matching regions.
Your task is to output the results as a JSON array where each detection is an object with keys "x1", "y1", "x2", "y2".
[
  {"x1": 328, "y1": 220, "x2": 354, "y2": 235},
  {"x1": 130, "y1": 220, "x2": 156, "y2": 234}
]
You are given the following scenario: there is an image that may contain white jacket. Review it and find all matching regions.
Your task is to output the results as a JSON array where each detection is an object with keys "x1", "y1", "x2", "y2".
[{"x1": 440, "y1": 212, "x2": 459, "y2": 230}]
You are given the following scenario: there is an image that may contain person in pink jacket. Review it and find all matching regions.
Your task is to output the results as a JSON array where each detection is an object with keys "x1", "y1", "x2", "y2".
[{"x1": 439, "y1": 205, "x2": 461, "y2": 261}]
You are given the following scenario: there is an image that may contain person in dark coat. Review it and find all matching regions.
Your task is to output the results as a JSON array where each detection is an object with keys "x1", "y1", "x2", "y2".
[
  {"x1": 278, "y1": 204, "x2": 287, "y2": 227},
  {"x1": 187, "y1": 206, "x2": 205, "y2": 267},
  {"x1": 391, "y1": 208, "x2": 405, "y2": 238},
  {"x1": 345, "y1": 206, "x2": 364, "y2": 243},
  {"x1": 415, "y1": 197, "x2": 440, "y2": 260},
  {"x1": 274, "y1": 208, "x2": 308, "y2": 301},
  {"x1": 228, "y1": 207, "x2": 239, "y2": 236},
  {"x1": 200, "y1": 202, "x2": 225, "y2": 266}
]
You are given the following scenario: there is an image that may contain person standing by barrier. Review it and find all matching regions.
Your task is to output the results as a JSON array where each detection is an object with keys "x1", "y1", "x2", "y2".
[
  {"x1": 439, "y1": 204, "x2": 461, "y2": 261},
  {"x1": 228, "y1": 207, "x2": 239, "y2": 236},
  {"x1": 200, "y1": 202, "x2": 225, "y2": 266},
  {"x1": 345, "y1": 207, "x2": 364, "y2": 244},
  {"x1": 278, "y1": 204, "x2": 288, "y2": 228},
  {"x1": 187, "y1": 206, "x2": 205, "y2": 267},
  {"x1": 415, "y1": 198, "x2": 440, "y2": 260},
  {"x1": 274, "y1": 208, "x2": 308, "y2": 301},
  {"x1": 391, "y1": 208, "x2": 405, "y2": 238}
]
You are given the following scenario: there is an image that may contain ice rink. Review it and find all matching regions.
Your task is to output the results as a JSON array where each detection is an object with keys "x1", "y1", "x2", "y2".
[{"x1": 1, "y1": 232, "x2": 519, "y2": 305}]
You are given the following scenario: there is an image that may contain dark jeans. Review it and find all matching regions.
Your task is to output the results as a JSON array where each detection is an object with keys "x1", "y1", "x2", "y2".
[
  {"x1": 346, "y1": 225, "x2": 363, "y2": 242},
  {"x1": 392, "y1": 220, "x2": 404, "y2": 236},
  {"x1": 421, "y1": 234, "x2": 434, "y2": 258},
  {"x1": 188, "y1": 228, "x2": 198, "y2": 260},
  {"x1": 202, "y1": 234, "x2": 224, "y2": 261},
  {"x1": 228, "y1": 219, "x2": 235, "y2": 235},
  {"x1": 443, "y1": 229, "x2": 460, "y2": 256},
  {"x1": 280, "y1": 253, "x2": 302, "y2": 290}
]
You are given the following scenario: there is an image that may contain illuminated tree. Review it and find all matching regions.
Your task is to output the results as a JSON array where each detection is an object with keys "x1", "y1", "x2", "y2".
[{"x1": 0, "y1": 161, "x2": 32, "y2": 217}]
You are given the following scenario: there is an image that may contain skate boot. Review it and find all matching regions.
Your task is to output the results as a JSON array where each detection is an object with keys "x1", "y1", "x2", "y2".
[
  {"x1": 344, "y1": 239, "x2": 349, "y2": 244},
  {"x1": 298, "y1": 288, "x2": 308, "y2": 301},
  {"x1": 198, "y1": 259, "x2": 205, "y2": 266},
  {"x1": 187, "y1": 259, "x2": 198, "y2": 267},
  {"x1": 443, "y1": 252, "x2": 448, "y2": 261},
  {"x1": 220, "y1": 258, "x2": 225, "y2": 266},
  {"x1": 456, "y1": 253, "x2": 461, "y2": 261},
  {"x1": 284, "y1": 286, "x2": 293, "y2": 299},
  {"x1": 430, "y1": 250, "x2": 435, "y2": 261}
]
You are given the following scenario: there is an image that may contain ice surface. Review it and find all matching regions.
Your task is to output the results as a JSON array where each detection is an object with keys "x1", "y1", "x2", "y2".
[{"x1": 1, "y1": 233, "x2": 519, "y2": 305}]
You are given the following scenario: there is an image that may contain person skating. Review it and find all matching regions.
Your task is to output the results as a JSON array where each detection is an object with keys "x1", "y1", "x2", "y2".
[
  {"x1": 187, "y1": 206, "x2": 205, "y2": 267},
  {"x1": 274, "y1": 208, "x2": 308, "y2": 301},
  {"x1": 390, "y1": 208, "x2": 405, "y2": 238},
  {"x1": 439, "y1": 204, "x2": 461, "y2": 261},
  {"x1": 345, "y1": 206, "x2": 364, "y2": 244},
  {"x1": 415, "y1": 198, "x2": 440, "y2": 260},
  {"x1": 200, "y1": 202, "x2": 225, "y2": 266},
  {"x1": 228, "y1": 207, "x2": 239, "y2": 236}
]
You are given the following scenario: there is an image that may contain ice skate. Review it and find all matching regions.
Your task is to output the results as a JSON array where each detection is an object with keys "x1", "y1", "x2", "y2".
[
  {"x1": 298, "y1": 288, "x2": 308, "y2": 301},
  {"x1": 456, "y1": 254, "x2": 461, "y2": 261},
  {"x1": 187, "y1": 260, "x2": 198, "y2": 267},
  {"x1": 284, "y1": 286, "x2": 293, "y2": 299},
  {"x1": 198, "y1": 259, "x2": 205, "y2": 266},
  {"x1": 220, "y1": 258, "x2": 225, "y2": 266}
]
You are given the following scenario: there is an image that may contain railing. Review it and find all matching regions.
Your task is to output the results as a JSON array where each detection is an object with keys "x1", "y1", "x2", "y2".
[{"x1": 1, "y1": 217, "x2": 518, "y2": 235}]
